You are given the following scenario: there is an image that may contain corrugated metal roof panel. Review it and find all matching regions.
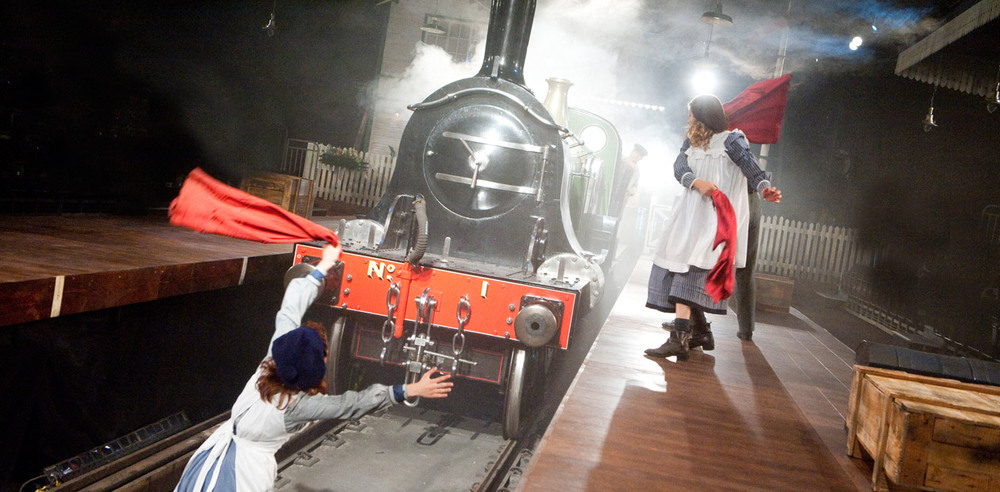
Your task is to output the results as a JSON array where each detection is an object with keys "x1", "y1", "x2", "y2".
[{"x1": 895, "y1": 0, "x2": 1000, "y2": 97}]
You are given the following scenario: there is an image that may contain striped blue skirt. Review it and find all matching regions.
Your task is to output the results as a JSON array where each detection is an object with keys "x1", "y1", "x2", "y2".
[
  {"x1": 646, "y1": 264, "x2": 727, "y2": 315},
  {"x1": 175, "y1": 441, "x2": 237, "y2": 492}
]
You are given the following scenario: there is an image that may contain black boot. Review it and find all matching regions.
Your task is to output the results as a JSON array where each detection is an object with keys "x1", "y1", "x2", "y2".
[
  {"x1": 645, "y1": 319, "x2": 691, "y2": 360},
  {"x1": 689, "y1": 322, "x2": 715, "y2": 351},
  {"x1": 687, "y1": 308, "x2": 714, "y2": 351},
  {"x1": 662, "y1": 315, "x2": 714, "y2": 351}
]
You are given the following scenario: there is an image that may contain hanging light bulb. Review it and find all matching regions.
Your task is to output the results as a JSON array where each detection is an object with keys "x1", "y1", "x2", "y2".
[
  {"x1": 262, "y1": 0, "x2": 276, "y2": 37},
  {"x1": 922, "y1": 107, "x2": 937, "y2": 132},
  {"x1": 420, "y1": 17, "x2": 446, "y2": 35},
  {"x1": 923, "y1": 86, "x2": 938, "y2": 132},
  {"x1": 700, "y1": 1, "x2": 734, "y2": 58},
  {"x1": 421, "y1": 0, "x2": 446, "y2": 35},
  {"x1": 701, "y1": 1, "x2": 734, "y2": 26}
]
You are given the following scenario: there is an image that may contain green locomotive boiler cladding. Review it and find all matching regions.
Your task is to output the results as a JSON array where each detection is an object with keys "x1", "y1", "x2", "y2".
[{"x1": 542, "y1": 77, "x2": 624, "y2": 262}]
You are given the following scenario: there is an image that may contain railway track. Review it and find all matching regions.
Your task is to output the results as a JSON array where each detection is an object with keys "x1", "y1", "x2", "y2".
[
  {"x1": 40, "y1": 404, "x2": 529, "y2": 492},
  {"x1": 274, "y1": 405, "x2": 525, "y2": 492}
]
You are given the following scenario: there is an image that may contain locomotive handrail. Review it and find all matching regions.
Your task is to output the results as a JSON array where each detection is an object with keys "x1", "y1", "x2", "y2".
[
  {"x1": 408, "y1": 87, "x2": 569, "y2": 134},
  {"x1": 405, "y1": 195, "x2": 428, "y2": 265}
]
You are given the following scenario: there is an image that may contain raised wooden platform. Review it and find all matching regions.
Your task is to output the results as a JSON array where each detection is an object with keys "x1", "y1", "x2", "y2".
[
  {"x1": 0, "y1": 215, "x2": 299, "y2": 328},
  {"x1": 518, "y1": 258, "x2": 874, "y2": 491}
]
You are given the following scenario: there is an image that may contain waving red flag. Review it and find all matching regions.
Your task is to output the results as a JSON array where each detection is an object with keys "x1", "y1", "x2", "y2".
[
  {"x1": 724, "y1": 73, "x2": 792, "y2": 144},
  {"x1": 169, "y1": 168, "x2": 339, "y2": 245}
]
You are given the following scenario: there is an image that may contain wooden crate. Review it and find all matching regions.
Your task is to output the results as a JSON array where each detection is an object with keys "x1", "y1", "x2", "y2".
[
  {"x1": 754, "y1": 273, "x2": 794, "y2": 313},
  {"x1": 846, "y1": 365, "x2": 1000, "y2": 491},
  {"x1": 240, "y1": 172, "x2": 314, "y2": 217}
]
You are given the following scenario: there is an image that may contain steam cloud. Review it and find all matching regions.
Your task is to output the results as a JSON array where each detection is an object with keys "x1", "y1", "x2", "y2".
[{"x1": 372, "y1": 0, "x2": 942, "y2": 202}]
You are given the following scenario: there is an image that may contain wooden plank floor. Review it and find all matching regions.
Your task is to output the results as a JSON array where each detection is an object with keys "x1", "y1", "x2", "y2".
[
  {"x1": 518, "y1": 258, "x2": 874, "y2": 491},
  {"x1": 0, "y1": 214, "x2": 321, "y2": 327}
]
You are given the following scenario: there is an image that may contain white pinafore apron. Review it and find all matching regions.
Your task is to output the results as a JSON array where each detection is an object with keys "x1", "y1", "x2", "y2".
[
  {"x1": 180, "y1": 368, "x2": 296, "y2": 492},
  {"x1": 653, "y1": 131, "x2": 751, "y2": 273}
]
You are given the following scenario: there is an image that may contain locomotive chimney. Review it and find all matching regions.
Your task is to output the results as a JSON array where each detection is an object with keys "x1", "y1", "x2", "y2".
[
  {"x1": 476, "y1": 0, "x2": 536, "y2": 88},
  {"x1": 542, "y1": 77, "x2": 573, "y2": 126}
]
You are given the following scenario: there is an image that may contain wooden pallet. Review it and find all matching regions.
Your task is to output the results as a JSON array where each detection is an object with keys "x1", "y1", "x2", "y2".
[{"x1": 847, "y1": 365, "x2": 1000, "y2": 491}]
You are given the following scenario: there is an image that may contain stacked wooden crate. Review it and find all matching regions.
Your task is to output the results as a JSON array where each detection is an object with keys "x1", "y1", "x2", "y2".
[
  {"x1": 846, "y1": 365, "x2": 1000, "y2": 491},
  {"x1": 240, "y1": 172, "x2": 314, "y2": 217},
  {"x1": 754, "y1": 273, "x2": 794, "y2": 313}
]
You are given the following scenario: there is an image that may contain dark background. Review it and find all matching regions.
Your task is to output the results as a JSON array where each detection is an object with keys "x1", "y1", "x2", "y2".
[
  {"x1": 1, "y1": 0, "x2": 389, "y2": 212},
  {"x1": 1, "y1": 2, "x2": 391, "y2": 489}
]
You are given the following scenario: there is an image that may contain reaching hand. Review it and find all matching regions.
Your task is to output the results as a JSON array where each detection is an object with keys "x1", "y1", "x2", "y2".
[
  {"x1": 406, "y1": 367, "x2": 453, "y2": 399},
  {"x1": 762, "y1": 187, "x2": 782, "y2": 203},
  {"x1": 317, "y1": 242, "x2": 342, "y2": 275}
]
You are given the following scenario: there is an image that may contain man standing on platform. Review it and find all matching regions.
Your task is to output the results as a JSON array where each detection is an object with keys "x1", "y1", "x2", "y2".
[
  {"x1": 719, "y1": 73, "x2": 793, "y2": 342},
  {"x1": 730, "y1": 190, "x2": 761, "y2": 341},
  {"x1": 616, "y1": 144, "x2": 648, "y2": 249}
]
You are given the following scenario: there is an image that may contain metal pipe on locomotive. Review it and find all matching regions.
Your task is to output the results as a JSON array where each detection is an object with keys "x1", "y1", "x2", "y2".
[{"x1": 287, "y1": 0, "x2": 625, "y2": 439}]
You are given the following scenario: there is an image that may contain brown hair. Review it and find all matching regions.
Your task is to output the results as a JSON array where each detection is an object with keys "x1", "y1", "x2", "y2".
[
  {"x1": 257, "y1": 321, "x2": 328, "y2": 409},
  {"x1": 686, "y1": 119, "x2": 716, "y2": 150}
]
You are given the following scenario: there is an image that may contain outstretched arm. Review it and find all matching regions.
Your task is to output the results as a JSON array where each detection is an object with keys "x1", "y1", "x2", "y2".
[
  {"x1": 725, "y1": 131, "x2": 782, "y2": 202},
  {"x1": 270, "y1": 242, "x2": 342, "y2": 356},
  {"x1": 724, "y1": 132, "x2": 773, "y2": 194},
  {"x1": 285, "y1": 367, "x2": 453, "y2": 427}
]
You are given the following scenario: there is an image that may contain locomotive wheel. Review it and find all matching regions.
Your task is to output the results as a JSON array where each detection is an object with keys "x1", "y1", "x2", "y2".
[
  {"x1": 502, "y1": 347, "x2": 550, "y2": 439},
  {"x1": 502, "y1": 348, "x2": 528, "y2": 439},
  {"x1": 325, "y1": 316, "x2": 347, "y2": 395}
]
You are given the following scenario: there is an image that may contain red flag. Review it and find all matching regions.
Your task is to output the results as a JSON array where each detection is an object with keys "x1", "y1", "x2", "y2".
[
  {"x1": 706, "y1": 190, "x2": 737, "y2": 303},
  {"x1": 723, "y1": 73, "x2": 792, "y2": 144},
  {"x1": 168, "y1": 168, "x2": 339, "y2": 246}
]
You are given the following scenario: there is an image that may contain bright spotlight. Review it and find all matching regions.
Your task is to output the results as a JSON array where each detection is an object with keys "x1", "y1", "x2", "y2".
[
  {"x1": 849, "y1": 36, "x2": 863, "y2": 51},
  {"x1": 871, "y1": 24, "x2": 878, "y2": 31},
  {"x1": 691, "y1": 69, "x2": 717, "y2": 94}
]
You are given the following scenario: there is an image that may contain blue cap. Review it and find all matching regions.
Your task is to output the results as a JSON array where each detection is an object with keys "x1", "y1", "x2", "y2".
[{"x1": 272, "y1": 326, "x2": 326, "y2": 390}]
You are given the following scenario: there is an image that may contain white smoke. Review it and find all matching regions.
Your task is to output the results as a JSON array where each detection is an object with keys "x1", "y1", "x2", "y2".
[
  {"x1": 376, "y1": 41, "x2": 484, "y2": 111},
  {"x1": 525, "y1": 0, "x2": 645, "y2": 98}
]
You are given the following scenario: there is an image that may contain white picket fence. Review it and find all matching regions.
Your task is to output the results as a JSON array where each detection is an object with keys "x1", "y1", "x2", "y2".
[
  {"x1": 306, "y1": 153, "x2": 396, "y2": 209},
  {"x1": 281, "y1": 140, "x2": 396, "y2": 210},
  {"x1": 756, "y1": 216, "x2": 876, "y2": 284}
]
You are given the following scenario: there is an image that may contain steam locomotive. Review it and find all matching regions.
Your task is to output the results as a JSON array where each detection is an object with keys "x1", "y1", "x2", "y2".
[{"x1": 287, "y1": 0, "x2": 626, "y2": 439}]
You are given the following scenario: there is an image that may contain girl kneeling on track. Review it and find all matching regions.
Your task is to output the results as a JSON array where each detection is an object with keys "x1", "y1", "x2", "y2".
[{"x1": 175, "y1": 242, "x2": 453, "y2": 492}]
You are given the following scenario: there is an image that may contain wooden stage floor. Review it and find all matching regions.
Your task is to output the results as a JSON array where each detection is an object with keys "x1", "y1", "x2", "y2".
[
  {"x1": 518, "y1": 258, "x2": 874, "y2": 491},
  {"x1": 0, "y1": 214, "x2": 313, "y2": 328}
]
